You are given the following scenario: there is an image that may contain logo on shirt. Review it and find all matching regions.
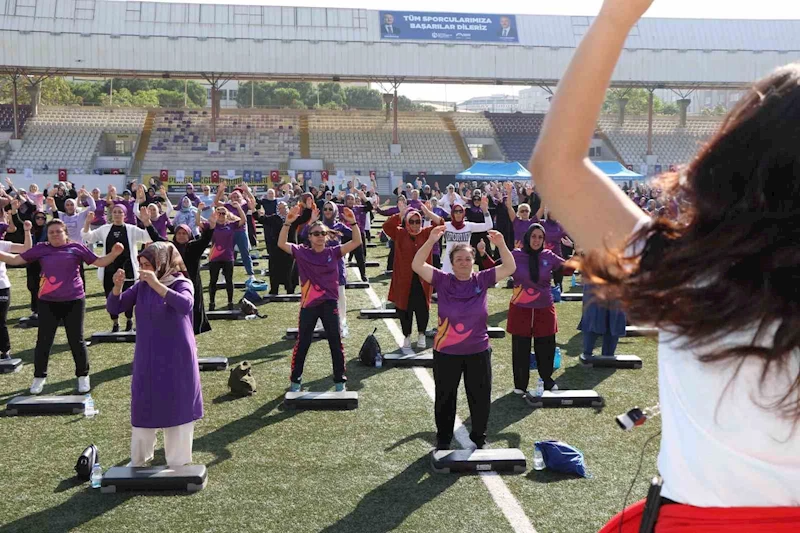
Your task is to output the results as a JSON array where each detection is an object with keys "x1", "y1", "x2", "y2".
[
  {"x1": 300, "y1": 279, "x2": 326, "y2": 308},
  {"x1": 510, "y1": 285, "x2": 542, "y2": 306},
  {"x1": 433, "y1": 317, "x2": 474, "y2": 352}
]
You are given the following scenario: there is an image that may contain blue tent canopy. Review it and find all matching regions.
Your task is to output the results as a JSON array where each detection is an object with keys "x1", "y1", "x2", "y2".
[
  {"x1": 592, "y1": 161, "x2": 644, "y2": 181},
  {"x1": 456, "y1": 161, "x2": 531, "y2": 181}
]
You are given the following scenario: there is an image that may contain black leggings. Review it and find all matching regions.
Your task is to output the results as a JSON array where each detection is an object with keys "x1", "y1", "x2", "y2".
[
  {"x1": 511, "y1": 334, "x2": 556, "y2": 391},
  {"x1": 26, "y1": 263, "x2": 40, "y2": 314},
  {"x1": 348, "y1": 232, "x2": 367, "y2": 279},
  {"x1": 387, "y1": 240, "x2": 395, "y2": 271},
  {"x1": 290, "y1": 299, "x2": 346, "y2": 384},
  {"x1": 433, "y1": 349, "x2": 492, "y2": 449},
  {"x1": 0, "y1": 288, "x2": 9, "y2": 354},
  {"x1": 208, "y1": 261, "x2": 234, "y2": 305},
  {"x1": 34, "y1": 298, "x2": 89, "y2": 378},
  {"x1": 398, "y1": 275, "x2": 429, "y2": 336},
  {"x1": 103, "y1": 272, "x2": 133, "y2": 321}
]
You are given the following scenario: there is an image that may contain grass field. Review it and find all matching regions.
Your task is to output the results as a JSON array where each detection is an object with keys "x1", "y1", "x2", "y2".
[{"x1": 0, "y1": 223, "x2": 662, "y2": 533}]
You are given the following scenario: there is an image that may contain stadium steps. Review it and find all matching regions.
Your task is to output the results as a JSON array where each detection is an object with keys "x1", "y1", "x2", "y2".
[
  {"x1": 595, "y1": 129, "x2": 627, "y2": 166},
  {"x1": 443, "y1": 116, "x2": 472, "y2": 168},
  {"x1": 130, "y1": 111, "x2": 155, "y2": 178},
  {"x1": 299, "y1": 115, "x2": 310, "y2": 158}
]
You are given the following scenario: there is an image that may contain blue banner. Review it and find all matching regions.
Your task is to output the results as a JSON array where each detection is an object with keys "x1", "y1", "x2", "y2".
[
  {"x1": 379, "y1": 11, "x2": 518, "y2": 43},
  {"x1": 193, "y1": 170, "x2": 202, "y2": 182},
  {"x1": 243, "y1": 170, "x2": 252, "y2": 182},
  {"x1": 254, "y1": 171, "x2": 263, "y2": 183}
]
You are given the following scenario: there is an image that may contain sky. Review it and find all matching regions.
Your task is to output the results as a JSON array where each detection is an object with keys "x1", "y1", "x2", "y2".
[{"x1": 131, "y1": 0, "x2": 800, "y2": 103}]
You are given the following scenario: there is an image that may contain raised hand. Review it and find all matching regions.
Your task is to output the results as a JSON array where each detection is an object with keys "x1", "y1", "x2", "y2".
[
  {"x1": 476, "y1": 239, "x2": 486, "y2": 255},
  {"x1": 85, "y1": 210, "x2": 95, "y2": 225},
  {"x1": 22, "y1": 220, "x2": 32, "y2": 232},
  {"x1": 139, "y1": 269, "x2": 158, "y2": 287},
  {"x1": 342, "y1": 207, "x2": 357, "y2": 225},
  {"x1": 487, "y1": 230, "x2": 505, "y2": 247},
  {"x1": 599, "y1": 0, "x2": 655, "y2": 25},
  {"x1": 480, "y1": 195, "x2": 489, "y2": 212},
  {"x1": 429, "y1": 224, "x2": 446, "y2": 242},
  {"x1": 111, "y1": 242, "x2": 125, "y2": 256},
  {"x1": 197, "y1": 202, "x2": 205, "y2": 212},
  {"x1": 309, "y1": 203, "x2": 320, "y2": 223},
  {"x1": 504, "y1": 181, "x2": 513, "y2": 194},
  {"x1": 138, "y1": 207, "x2": 150, "y2": 223},
  {"x1": 209, "y1": 209, "x2": 219, "y2": 225},
  {"x1": 113, "y1": 268, "x2": 126, "y2": 290},
  {"x1": 285, "y1": 205, "x2": 302, "y2": 223}
]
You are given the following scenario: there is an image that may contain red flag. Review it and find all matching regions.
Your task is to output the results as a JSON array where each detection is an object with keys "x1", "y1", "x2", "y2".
[
  {"x1": 211, "y1": 170, "x2": 220, "y2": 183},
  {"x1": 321, "y1": 170, "x2": 329, "y2": 182},
  {"x1": 419, "y1": 171, "x2": 427, "y2": 178},
  {"x1": 111, "y1": 169, "x2": 120, "y2": 175},
  {"x1": 159, "y1": 169, "x2": 169, "y2": 182},
  {"x1": 270, "y1": 170, "x2": 280, "y2": 183},
  {"x1": 369, "y1": 170, "x2": 375, "y2": 180},
  {"x1": 5, "y1": 168, "x2": 16, "y2": 174},
  {"x1": 58, "y1": 169, "x2": 67, "y2": 182}
]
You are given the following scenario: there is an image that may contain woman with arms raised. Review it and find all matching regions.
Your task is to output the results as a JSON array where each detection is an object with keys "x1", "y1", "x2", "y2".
[{"x1": 530, "y1": 0, "x2": 800, "y2": 529}]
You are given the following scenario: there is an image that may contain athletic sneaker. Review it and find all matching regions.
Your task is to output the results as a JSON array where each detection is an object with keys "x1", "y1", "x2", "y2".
[
  {"x1": 512, "y1": 388, "x2": 525, "y2": 395},
  {"x1": 550, "y1": 384, "x2": 559, "y2": 392},
  {"x1": 30, "y1": 377, "x2": 46, "y2": 394},
  {"x1": 403, "y1": 336, "x2": 412, "y2": 349},
  {"x1": 0, "y1": 351, "x2": 10, "y2": 360},
  {"x1": 208, "y1": 302, "x2": 216, "y2": 312},
  {"x1": 335, "y1": 382, "x2": 347, "y2": 392},
  {"x1": 78, "y1": 376, "x2": 91, "y2": 393},
  {"x1": 416, "y1": 334, "x2": 426, "y2": 349},
  {"x1": 125, "y1": 319, "x2": 134, "y2": 332},
  {"x1": 289, "y1": 381, "x2": 301, "y2": 392},
  {"x1": 341, "y1": 323, "x2": 349, "y2": 338},
  {"x1": 111, "y1": 322, "x2": 120, "y2": 333},
  {"x1": 227, "y1": 302, "x2": 234, "y2": 311}
]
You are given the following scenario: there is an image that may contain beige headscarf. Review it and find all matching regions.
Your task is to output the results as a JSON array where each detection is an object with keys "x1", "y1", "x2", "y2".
[{"x1": 138, "y1": 242, "x2": 187, "y2": 287}]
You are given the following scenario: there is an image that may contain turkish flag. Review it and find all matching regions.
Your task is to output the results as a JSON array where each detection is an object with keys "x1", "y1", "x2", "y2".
[
  {"x1": 369, "y1": 170, "x2": 376, "y2": 180},
  {"x1": 211, "y1": 170, "x2": 220, "y2": 183},
  {"x1": 159, "y1": 169, "x2": 169, "y2": 182},
  {"x1": 270, "y1": 170, "x2": 280, "y2": 183},
  {"x1": 419, "y1": 171, "x2": 427, "y2": 178},
  {"x1": 58, "y1": 168, "x2": 67, "y2": 182},
  {"x1": 111, "y1": 169, "x2": 120, "y2": 175},
  {"x1": 6, "y1": 168, "x2": 16, "y2": 174},
  {"x1": 321, "y1": 170, "x2": 329, "y2": 182}
]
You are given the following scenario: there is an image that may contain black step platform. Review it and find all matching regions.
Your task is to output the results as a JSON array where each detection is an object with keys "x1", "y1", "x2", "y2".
[
  {"x1": 365, "y1": 243, "x2": 378, "y2": 248},
  {"x1": 100, "y1": 465, "x2": 207, "y2": 493},
  {"x1": 234, "y1": 260, "x2": 260, "y2": 267},
  {"x1": 348, "y1": 261, "x2": 380, "y2": 268},
  {"x1": 626, "y1": 326, "x2": 658, "y2": 337},
  {"x1": 384, "y1": 351, "x2": 433, "y2": 368},
  {"x1": 210, "y1": 281, "x2": 248, "y2": 290},
  {"x1": 90, "y1": 331, "x2": 136, "y2": 343},
  {"x1": 345, "y1": 282, "x2": 370, "y2": 289},
  {"x1": 0, "y1": 358, "x2": 23, "y2": 374},
  {"x1": 6, "y1": 395, "x2": 87, "y2": 416},
  {"x1": 15, "y1": 316, "x2": 38, "y2": 329},
  {"x1": 268, "y1": 293, "x2": 301, "y2": 303},
  {"x1": 561, "y1": 293, "x2": 583, "y2": 302},
  {"x1": 206, "y1": 310, "x2": 244, "y2": 320},
  {"x1": 524, "y1": 390, "x2": 604, "y2": 409},
  {"x1": 198, "y1": 357, "x2": 228, "y2": 371},
  {"x1": 359, "y1": 308, "x2": 398, "y2": 319},
  {"x1": 384, "y1": 270, "x2": 393, "y2": 276},
  {"x1": 285, "y1": 327, "x2": 326, "y2": 340},
  {"x1": 579, "y1": 354, "x2": 642, "y2": 369},
  {"x1": 431, "y1": 448, "x2": 526, "y2": 474},
  {"x1": 283, "y1": 391, "x2": 358, "y2": 410}
]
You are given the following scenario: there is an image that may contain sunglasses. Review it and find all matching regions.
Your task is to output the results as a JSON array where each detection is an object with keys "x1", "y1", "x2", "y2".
[
  {"x1": 408, "y1": 219, "x2": 421, "y2": 226},
  {"x1": 35, "y1": 216, "x2": 46, "y2": 220},
  {"x1": 310, "y1": 231, "x2": 328, "y2": 237},
  {"x1": 452, "y1": 209, "x2": 464, "y2": 214},
  {"x1": 323, "y1": 208, "x2": 335, "y2": 212}
]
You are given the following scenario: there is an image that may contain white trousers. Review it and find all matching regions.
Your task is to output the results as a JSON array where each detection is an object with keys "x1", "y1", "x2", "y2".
[
  {"x1": 129, "y1": 421, "x2": 195, "y2": 467},
  {"x1": 338, "y1": 285, "x2": 347, "y2": 327}
]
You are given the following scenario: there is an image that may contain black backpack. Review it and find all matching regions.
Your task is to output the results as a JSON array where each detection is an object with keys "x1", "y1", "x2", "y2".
[
  {"x1": 359, "y1": 328, "x2": 382, "y2": 366},
  {"x1": 75, "y1": 444, "x2": 98, "y2": 480}
]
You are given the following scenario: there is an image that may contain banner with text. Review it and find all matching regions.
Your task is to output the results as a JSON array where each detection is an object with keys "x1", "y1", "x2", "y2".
[{"x1": 378, "y1": 11, "x2": 518, "y2": 43}]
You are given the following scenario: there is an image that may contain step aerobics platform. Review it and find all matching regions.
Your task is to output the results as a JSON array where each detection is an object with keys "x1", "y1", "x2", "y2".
[
  {"x1": 625, "y1": 326, "x2": 658, "y2": 337},
  {"x1": 347, "y1": 261, "x2": 380, "y2": 268},
  {"x1": 431, "y1": 448, "x2": 526, "y2": 474},
  {"x1": 359, "y1": 308, "x2": 398, "y2": 319},
  {"x1": 268, "y1": 294, "x2": 302, "y2": 303},
  {"x1": 101, "y1": 465, "x2": 208, "y2": 493},
  {"x1": 383, "y1": 350, "x2": 433, "y2": 368},
  {"x1": 0, "y1": 358, "x2": 23, "y2": 374},
  {"x1": 524, "y1": 390, "x2": 604, "y2": 409},
  {"x1": 206, "y1": 310, "x2": 244, "y2": 320},
  {"x1": 198, "y1": 357, "x2": 229, "y2": 371},
  {"x1": 345, "y1": 282, "x2": 370, "y2": 289},
  {"x1": 6, "y1": 395, "x2": 87, "y2": 416},
  {"x1": 285, "y1": 327, "x2": 326, "y2": 340},
  {"x1": 579, "y1": 354, "x2": 642, "y2": 369},
  {"x1": 90, "y1": 331, "x2": 136, "y2": 344},
  {"x1": 283, "y1": 391, "x2": 358, "y2": 410},
  {"x1": 561, "y1": 293, "x2": 583, "y2": 302}
]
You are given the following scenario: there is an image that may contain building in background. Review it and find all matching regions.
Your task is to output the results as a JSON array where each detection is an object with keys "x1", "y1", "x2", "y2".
[
  {"x1": 458, "y1": 94, "x2": 519, "y2": 113},
  {"x1": 518, "y1": 87, "x2": 552, "y2": 113}
]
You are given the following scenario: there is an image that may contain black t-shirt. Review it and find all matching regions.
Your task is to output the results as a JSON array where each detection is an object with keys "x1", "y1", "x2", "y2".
[{"x1": 106, "y1": 224, "x2": 133, "y2": 276}]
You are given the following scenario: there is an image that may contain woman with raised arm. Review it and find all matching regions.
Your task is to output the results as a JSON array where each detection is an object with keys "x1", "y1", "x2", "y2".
[
  {"x1": 440, "y1": 195, "x2": 493, "y2": 274},
  {"x1": 530, "y1": 0, "x2": 800, "y2": 530},
  {"x1": 412, "y1": 227, "x2": 515, "y2": 451},
  {"x1": 108, "y1": 242, "x2": 202, "y2": 468},
  {"x1": 0, "y1": 219, "x2": 125, "y2": 394},
  {"x1": 0, "y1": 220, "x2": 32, "y2": 360},
  {"x1": 278, "y1": 204, "x2": 362, "y2": 393},
  {"x1": 206, "y1": 202, "x2": 246, "y2": 311}
]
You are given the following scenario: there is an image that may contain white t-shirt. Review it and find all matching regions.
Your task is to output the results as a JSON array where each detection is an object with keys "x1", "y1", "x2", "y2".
[
  {"x1": 630, "y1": 218, "x2": 800, "y2": 506},
  {"x1": 441, "y1": 213, "x2": 493, "y2": 274},
  {"x1": 0, "y1": 241, "x2": 12, "y2": 289}
]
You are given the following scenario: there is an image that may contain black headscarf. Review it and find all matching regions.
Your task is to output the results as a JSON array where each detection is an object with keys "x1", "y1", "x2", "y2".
[{"x1": 522, "y1": 223, "x2": 546, "y2": 283}]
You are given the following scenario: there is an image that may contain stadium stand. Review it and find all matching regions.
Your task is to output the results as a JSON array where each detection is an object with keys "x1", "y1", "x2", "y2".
[
  {"x1": 485, "y1": 112, "x2": 546, "y2": 164},
  {"x1": 308, "y1": 112, "x2": 464, "y2": 175},
  {"x1": 597, "y1": 116, "x2": 723, "y2": 169},
  {"x1": 0, "y1": 104, "x2": 30, "y2": 133},
  {"x1": 6, "y1": 107, "x2": 146, "y2": 172},
  {"x1": 451, "y1": 113, "x2": 498, "y2": 139},
  {"x1": 141, "y1": 110, "x2": 300, "y2": 175}
]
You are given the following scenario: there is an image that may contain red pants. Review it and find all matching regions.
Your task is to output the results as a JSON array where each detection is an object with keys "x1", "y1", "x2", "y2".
[
  {"x1": 506, "y1": 303, "x2": 558, "y2": 338},
  {"x1": 600, "y1": 499, "x2": 800, "y2": 533}
]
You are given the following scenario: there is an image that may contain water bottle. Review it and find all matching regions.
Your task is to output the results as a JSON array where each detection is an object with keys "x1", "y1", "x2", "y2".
[
  {"x1": 90, "y1": 463, "x2": 102, "y2": 489},
  {"x1": 245, "y1": 314, "x2": 258, "y2": 321},
  {"x1": 84, "y1": 394, "x2": 95, "y2": 418},
  {"x1": 533, "y1": 444, "x2": 546, "y2": 471},
  {"x1": 554, "y1": 347, "x2": 562, "y2": 370},
  {"x1": 535, "y1": 378, "x2": 544, "y2": 397},
  {"x1": 529, "y1": 352, "x2": 537, "y2": 370},
  {"x1": 375, "y1": 351, "x2": 383, "y2": 369}
]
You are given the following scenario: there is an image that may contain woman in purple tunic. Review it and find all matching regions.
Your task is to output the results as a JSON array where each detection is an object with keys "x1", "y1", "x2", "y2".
[
  {"x1": 0, "y1": 219, "x2": 125, "y2": 394},
  {"x1": 504, "y1": 181, "x2": 535, "y2": 249},
  {"x1": 412, "y1": 226, "x2": 516, "y2": 450},
  {"x1": 278, "y1": 204, "x2": 362, "y2": 392},
  {"x1": 108, "y1": 242, "x2": 202, "y2": 467},
  {"x1": 539, "y1": 209, "x2": 574, "y2": 292},
  {"x1": 507, "y1": 223, "x2": 574, "y2": 394}
]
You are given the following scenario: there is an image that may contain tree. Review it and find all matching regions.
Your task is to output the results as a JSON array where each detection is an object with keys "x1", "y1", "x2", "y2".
[
  {"x1": 315, "y1": 101, "x2": 343, "y2": 110},
  {"x1": 99, "y1": 88, "x2": 160, "y2": 107},
  {"x1": 701, "y1": 104, "x2": 727, "y2": 116},
  {"x1": 661, "y1": 102, "x2": 679, "y2": 115},
  {"x1": 39, "y1": 77, "x2": 82, "y2": 106},
  {"x1": 275, "y1": 82, "x2": 317, "y2": 108},
  {"x1": 317, "y1": 82, "x2": 345, "y2": 107},
  {"x1": 70, "y1": 81, "x2": 104, "y2": 106},
  {"x1": 602, "y1": 88, "x2": 667, "y2": 115},
  {"x1": 154, "y1": 89, "x2": 187, "y2": 108},
  {"x1": 344, "y1": 86, "x2": 383, "y2": 110},
  {"x1": 273, "y1": 87, "x2": 303, "y2": 108}
]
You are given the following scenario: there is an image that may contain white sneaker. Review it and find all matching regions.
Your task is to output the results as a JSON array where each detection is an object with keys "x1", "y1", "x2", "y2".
[
  {"x1": 78, "y1": 376, "x2": 91, "y2": 393},
  {"x1": 512, "y1": 388, "x2": 525, "y2": 395},
  {"x1": 416, "y1": 334, "x2": 427, "y2": 349},
  {"x1": 550, "y1": 384, "x2": 559, "y2": 392},
  {"x1": 30, "y1": 377, "x2": 46, "y2": 395},
  {"x1": 402, "y1": 336, "x2": 411, "y2": 349},
  {"x1": 341, "y1": 324, "x2": 349, "y2": 338}
]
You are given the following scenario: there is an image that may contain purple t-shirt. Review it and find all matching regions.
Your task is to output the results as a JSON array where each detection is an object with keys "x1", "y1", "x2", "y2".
[
  {"x1": 93, "y1": 199, "x2": 108, "y2": 225},
  {"x1": 208, "y1": 222, "x2": 237, "y2": 262},
  {"x1": 338, "y1": 204, "x2": 367, "y2": 230},
  {"x1": 152, "y1": 212, "x2": 170, "y2": 239},
  {"x1": 290, "y1": 244, "x2": 343, "y2": 308},
  {"x1": 540, "y1": 218, "x2": 566, "y2": 252},
  {"x1": 113, "y1": 199, "x2": 137, "y2": 225},
  {"x1": 430, "y1": 268, "x2": 496, "y2": 355},
  {"x1": 510, "y1": 249, "x2": 565, "y2": 309},
  {"x1": 512, "y1": 218, "x2": 534, "y2": 248},
  {"x1": 21, "y1": 242, "x2": 98, "y2": 302},
  {"x1": 224, "y1": 203, "x2": 249, "y2": 234}
]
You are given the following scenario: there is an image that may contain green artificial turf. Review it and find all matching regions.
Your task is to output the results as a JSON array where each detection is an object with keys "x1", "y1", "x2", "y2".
[{"x1": 0, "y1": 224, "x2": 661, "y2": 533}]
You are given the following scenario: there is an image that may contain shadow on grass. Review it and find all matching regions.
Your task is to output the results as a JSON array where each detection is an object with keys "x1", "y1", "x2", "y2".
[
  {"x1": 0, "y1": 489, "x2": 134, "y2": 533},
  {"x1": 559, "y1": 332, "x2": 585, "y2": 358},
  {"x1": 224, "y1": 339, "x2": 294, "y2": 367},
  {"x1": 319, "y1": 453, "x2": 459, "y2": 533},
  {"x1": 525, "y1": 468, "x2": 583, "y2": 484},
  {"x1": 487, "y1": 310, "x2": 508, "y2": 329}
]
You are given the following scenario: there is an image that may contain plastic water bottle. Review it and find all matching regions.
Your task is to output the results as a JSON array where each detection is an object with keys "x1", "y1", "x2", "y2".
[
  {"x1": 535, "y1": 378, "x2": 545, "y2": 397},
  {"x1": 90, "y1": 462, "x2": 102, "y2": 489},
  {"x1": 375, "y1": 351, "x2": 383, "y2": 369},
  {"x1": 84, "y1": 394, "x2": 95, "y2": 418},
  {"x1": 245, "y1": 314, "x2": 258, "y2": 321},
  {"x1": 554, "y1": 347, "x2": 562, "y2": 370},
  {"x1": 533, "y1": 444, "x2": 546, "y2": 471}
]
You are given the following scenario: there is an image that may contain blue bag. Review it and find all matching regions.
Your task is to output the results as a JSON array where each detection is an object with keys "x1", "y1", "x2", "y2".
[
  {"x1": 530, "y1": 349, "x2": 562, "y2": 370},
  {"x1": 551, "y1": 285, "x2": 562, "y2": 303},
  {"x1": 246, "y1": 279, "x2": 269, "y2": 292},
  {"x1": 535, "y1": 440, "x2": 591, "y2": 478}
]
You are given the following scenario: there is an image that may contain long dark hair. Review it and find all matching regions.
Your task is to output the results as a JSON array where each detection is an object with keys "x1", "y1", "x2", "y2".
[
  {"x1": 582, "y1": 64, "x2": 800, "y2": 425},
  {"x1": 522, "y1": 224, "x2": 546, "y2": 283}
]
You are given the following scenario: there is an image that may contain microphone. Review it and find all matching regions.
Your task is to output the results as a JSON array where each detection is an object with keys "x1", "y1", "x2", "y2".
[{"x1": 616, "y1": 403, "x2": 660, "y2": 431}]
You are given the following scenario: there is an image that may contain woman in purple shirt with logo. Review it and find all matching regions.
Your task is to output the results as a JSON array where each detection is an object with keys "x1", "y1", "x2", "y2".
[
  {"x1": 207, "y1": 202, "x2": 246, "y2": 311},
  {"x1": 507, "y1": 224, "x2": 575, "y2": 394},
  {"x1": 278, "y1": 204, "x2": 362, "y2": 392},
  {"x1": 539, "y1": 209, "x2": 574, "y2": 293},
  {"x1": 412, "y1": 226, "x2": 516, "y2": 451},
  {"x1": 0, "y1": 219, "x2": 124, "y2": 394}
]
